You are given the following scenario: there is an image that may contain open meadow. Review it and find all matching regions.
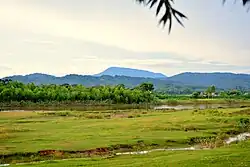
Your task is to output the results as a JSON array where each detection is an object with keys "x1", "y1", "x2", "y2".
[
  {"x1": 1, "y1": 105, "x2": 250, "y2": 166},
  {"x1": 1, "y1": 0, "x2": 250, "y2": 166}
]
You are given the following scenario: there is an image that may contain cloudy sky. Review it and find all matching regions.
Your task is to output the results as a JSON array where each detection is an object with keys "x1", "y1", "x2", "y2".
[{"x1": 0, "y1": 0, "x2": 249, "y2": 77}]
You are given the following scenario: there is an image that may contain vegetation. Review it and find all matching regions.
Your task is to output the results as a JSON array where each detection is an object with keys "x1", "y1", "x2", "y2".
[
  {"x1": 0, "y1": 80, "x2": 249, "y2": 110},
  {"x1": 4, "y1": 72, "x2": 250, "y2": 91},
  {"x1": 0, "y1": 81, "x2": 155, "y2": 105},
  {"x1": 2, "y1": 73, "x2": 208, "y2": 95},
  {"x1": 191, "y1": 85, "x2": 250, "y2": 100},
  {"x1": 11, "y1": 141, "x2": 250, "y2": 167},
  {"x1": 1, "y1": 107, "x2": 250, "y2": 165}
]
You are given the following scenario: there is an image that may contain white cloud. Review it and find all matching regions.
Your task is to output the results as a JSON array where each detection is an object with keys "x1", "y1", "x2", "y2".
[
  {"x1": 0, "y1": 66, "x2": 11, "y2": 71},
  {"x1": 0, "y1": 0, "x2": 249, "y2": 77},
  {"x1": 23, "y1": 39, "x2": 56, "y2": 45}
]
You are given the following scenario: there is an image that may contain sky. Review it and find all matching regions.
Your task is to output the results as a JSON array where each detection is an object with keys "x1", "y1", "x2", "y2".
[{"x1": 0, "y1": 0, "x2": 250, "y2": 77}]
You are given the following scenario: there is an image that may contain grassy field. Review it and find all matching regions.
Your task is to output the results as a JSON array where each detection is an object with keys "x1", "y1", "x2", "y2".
[
  {"x1": 12, "y1": 141, "x2": 250, "y2": 167},
  {"x1": 1, "y1": 106, "x2": 250, "y2": 166}
]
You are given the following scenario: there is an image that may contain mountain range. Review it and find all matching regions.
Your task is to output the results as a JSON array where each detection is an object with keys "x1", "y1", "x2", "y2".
[
  {"x1": 168, "y1": 72, "x2": 250, "y2": 90},
  {"x1": 95, "y1": 67, "x2": 167, "y2": 78},
  {"x1": 2, "y1": 67, "x2": 250, "y2": 90}
]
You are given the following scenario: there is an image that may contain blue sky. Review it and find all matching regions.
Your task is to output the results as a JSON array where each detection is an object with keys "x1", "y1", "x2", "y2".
[{"x1": 0, "y1": 0, "x2": 249, "y2": 77}]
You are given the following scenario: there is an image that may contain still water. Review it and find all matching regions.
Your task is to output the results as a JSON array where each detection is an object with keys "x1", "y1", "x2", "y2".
[{"x1": 154, "y1": 103, "x2": 248, "y2": 110}]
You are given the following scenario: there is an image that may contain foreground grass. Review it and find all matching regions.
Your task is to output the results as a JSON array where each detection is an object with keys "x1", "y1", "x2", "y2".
[
  {"x1": 1, "y1": 107, "x2": 250, "y2": 164},
  {"x1": 11, "y1": 141, "x2": 250, "y2": 167}
]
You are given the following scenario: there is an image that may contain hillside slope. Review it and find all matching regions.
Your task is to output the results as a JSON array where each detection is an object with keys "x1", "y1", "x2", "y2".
[
  {"x1": 169, "y1": 72, "x2": 250, "y2": 89},
  {"x1": 3, "y1": 74, "x2": 175, "y2": 88},
  {"x1": 2, "y1": 71, "x2": 250, "y2": 90},
  {"x1": 95, "y1": 67, "x2": 167, "y2": 78}
]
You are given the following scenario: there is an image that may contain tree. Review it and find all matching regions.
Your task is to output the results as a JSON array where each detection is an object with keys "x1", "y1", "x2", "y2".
[
  {"x1": 211, "y1": 85, "x2": 216, "y2": 94},
  {"x1": 0, "y1": 81, "x2": 157, "y2": 104},
  {"x1": 191, "y1": 91, "x2": 200, "y2": 99},
  {"x1": 137, "y1": 82, "x2": 154, "y2": 92},
  {"x1": 136, "y1": 0, "x2": 250, "y2": 33},
  {"x1": 206, "y1": 86, "x2": 212, "y2": 98},
  {"x1": 205, "y1": 85, "x2": 216, "y2": 98}
]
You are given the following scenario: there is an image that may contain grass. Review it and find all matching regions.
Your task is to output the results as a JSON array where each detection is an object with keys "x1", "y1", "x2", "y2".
[
  {"x1": 11, "y1": 141, "x2": 250, "y2": 167},
  {"x1": 1, "y1": 98, "x2": 250, "y2": 112},
  {"x1": 0, "y1": 102, "x2": 150, "y2": 112},
  {"x1": 1, "y1": 107, "x2": 250, "y2": 165}
]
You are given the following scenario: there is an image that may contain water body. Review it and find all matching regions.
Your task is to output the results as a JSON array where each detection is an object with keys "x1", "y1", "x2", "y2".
[
  {"x1": 154, "y1": 103, "x2": 248, "y2": 110},
  {"x1": 115, "y1": 147, "x2": 198, "y2": 155},
  {"x1": 225, "y1": 133, "x2": 250, "y2": 144},
  {"x1": 0, "y1": 101, "x2": 249, "y2": 112}
]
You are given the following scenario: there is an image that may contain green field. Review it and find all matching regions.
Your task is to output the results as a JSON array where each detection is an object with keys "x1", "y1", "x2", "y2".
[
  {"x1": 1, "y1": 106, "x2": 250, "y2": 166},
  {"x1": 12, "y1": 141, "x2": 250, "y2": 167}
]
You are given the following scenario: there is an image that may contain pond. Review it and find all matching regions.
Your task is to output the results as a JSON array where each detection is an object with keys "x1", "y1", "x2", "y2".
[
  {"x1": 154, "y1": 103, "x2": 249, "y2": 110},
  {"x1": 0, "y1": 103, "x2": 249, "y2": 112}
]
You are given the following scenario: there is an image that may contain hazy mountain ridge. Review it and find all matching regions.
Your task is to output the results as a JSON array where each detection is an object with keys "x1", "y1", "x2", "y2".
[
  {"x1": 3, "y1": 73, "x2": 179, "y2": 89},
  {"x1": 95, "y1": 67, "x2": 167, "y2": 78},
  {"x1": 169, "y1": 72, "x2": 250, "y2": 89},
  {"x1": 2, "y1": 68, "x2": 250, "y2": 90}
]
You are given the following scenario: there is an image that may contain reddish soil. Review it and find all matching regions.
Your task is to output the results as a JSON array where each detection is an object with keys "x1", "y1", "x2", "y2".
[{"x1": 38, "y1": 147, "x2": 110, "y2": 157}]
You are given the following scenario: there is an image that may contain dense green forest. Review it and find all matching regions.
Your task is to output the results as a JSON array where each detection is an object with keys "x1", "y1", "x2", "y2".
[
  {"x1": 0, "y1": 80, "x2": 155, "y2": 104},
  {"x1": 0, "y1": 79, "x2": 249, "y2": 106}
]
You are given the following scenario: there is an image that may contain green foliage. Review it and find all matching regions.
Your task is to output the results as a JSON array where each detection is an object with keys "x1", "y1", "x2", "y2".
[
  {"x1": 211, "y1": 85, "x2": 216, "y2": 93},
  {"x1": 135, "y1": 83, "x2": 154, "y2": 92},
  {"x1": 4, "y1": 74, "x2": 211, "y2": 95},
  {"x1": 219, "y1": 90, "x2": 250, "y2": 99},
  {"x1": 191, "y1": 91, "x2": 200, "y2": 99},
  {"x1": 0, "y1": 81, "x2": 155, "y2": 104},
  {"x1": 237, "y1": 117, "x2": 250, "y2": 129}
]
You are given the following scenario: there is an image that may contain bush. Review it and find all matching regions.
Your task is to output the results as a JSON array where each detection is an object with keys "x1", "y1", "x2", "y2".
[{"x1": 237, "y1": 118, "x2": 250, "y2": 129}]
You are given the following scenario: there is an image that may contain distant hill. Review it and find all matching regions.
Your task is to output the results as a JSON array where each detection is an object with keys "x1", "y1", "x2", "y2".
[
  {"x1": 3, "y1": 73, "x2": 204, "y2": 94},
  {"x1": 95, "y1": 67, "x2": 167, "y2": 78},
  {"x1": 7, "y1": 73, "x2": 57, "y2": 85},
  {"x1": 2, "y1": 71, "x2": 250, "y2": 91},
  {"x1": 3, "y1": 74, "x2": 173, "y2": 88},
  {"x1": 169, "y1": 72, "x2": 250, "y2": 90}
]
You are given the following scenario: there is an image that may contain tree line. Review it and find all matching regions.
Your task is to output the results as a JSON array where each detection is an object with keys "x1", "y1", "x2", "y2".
[
  {"x1": 0, "y1": 80, "x2": 155, "y2": 104},
  {"x1": 191, "y1": 85, "x2": 250, "y2": 99}
]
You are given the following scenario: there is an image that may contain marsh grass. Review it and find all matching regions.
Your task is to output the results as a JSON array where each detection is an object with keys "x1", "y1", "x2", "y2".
[
  {"x1": 0, "y1": 102, "x2": 153, "y2": 112},
  {"x1": 1, "y1": 107, "x2": 250, "y2": 164},
  {"x1": 10, "y1": 141, "x2": 250, "y2": 167}
]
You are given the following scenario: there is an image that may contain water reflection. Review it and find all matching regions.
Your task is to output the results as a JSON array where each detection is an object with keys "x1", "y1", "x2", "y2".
[{"x1": 154, "y1": 104, "x2": 248, "y2": 110}]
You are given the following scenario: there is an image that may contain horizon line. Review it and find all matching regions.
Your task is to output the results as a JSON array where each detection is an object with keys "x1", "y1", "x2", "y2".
[{"x1": 1, "y1": 70, "x2": 250, "y2": 79}]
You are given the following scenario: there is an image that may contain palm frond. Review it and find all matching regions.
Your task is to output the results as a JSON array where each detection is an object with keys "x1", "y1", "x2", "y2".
[
  {"x1": 136, "y1": 0, "x2": 187, "y2": 33},
  {"x1": 223, "y1": 0, "x2": 250, "y2": 5},
  {"x1": 137, "y1": 0, "x2": 250, "y2": 33}
]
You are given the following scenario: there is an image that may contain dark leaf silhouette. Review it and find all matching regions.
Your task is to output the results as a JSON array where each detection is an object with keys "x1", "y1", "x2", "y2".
[
  {"x1": 136, "y1": 0, "x2": 187, "y2": 33},
  {"x1": 137, "y1": 0, "x2": 250, "y2": 33}
]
